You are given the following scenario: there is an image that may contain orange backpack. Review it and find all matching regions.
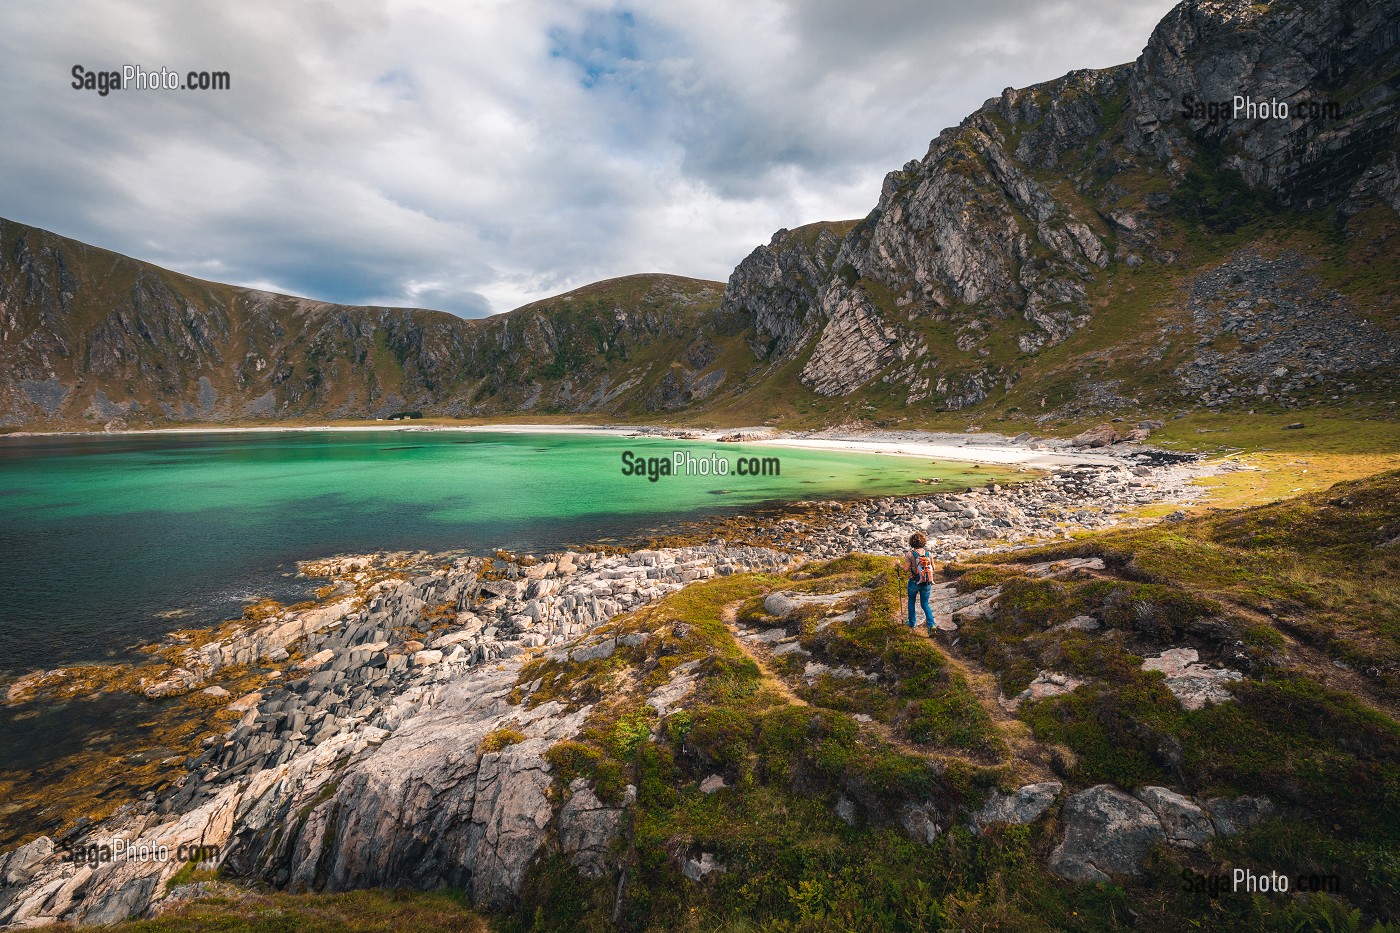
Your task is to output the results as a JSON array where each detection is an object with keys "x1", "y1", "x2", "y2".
[{"x1": 912, "y1": 549, "x2": 935, "y2": 584}]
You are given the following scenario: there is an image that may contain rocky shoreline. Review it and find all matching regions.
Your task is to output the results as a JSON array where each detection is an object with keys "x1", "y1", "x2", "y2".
[
  {"x1": 0, "y1": 440, "x2": 1233, "y2": 927},
  {"x1": 653, "y1": 439, "x2": 1227, "y2": 562}
]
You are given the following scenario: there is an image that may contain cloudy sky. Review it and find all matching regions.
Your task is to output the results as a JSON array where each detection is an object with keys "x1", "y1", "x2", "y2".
[{"x1": 1, "y1": 0, "x2": 1177, "y2": 317}]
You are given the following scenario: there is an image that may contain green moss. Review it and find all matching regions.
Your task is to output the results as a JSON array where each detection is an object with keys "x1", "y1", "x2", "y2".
[
  {"x1": 1183, "y1": 676, "x2": 1400, "y2": 831},
  {"x1": 903, "y1": 693, "x2": 996, "y2": 750},
  {"x1": 544, "y1": 740, "x2": 601, "y2": 785},
  {"x1": 607, "y1": 709, "x2": 655, "y2": 760},
  {"x1": 944, "y1": 563, "x2": 1029, "y2": 592},
  {"x1": 478, "y1": 727, "x2": 526, "y2": 755},
  {"x1": 1021, "y1": 676, "x2": 1183, "y2": 788}
]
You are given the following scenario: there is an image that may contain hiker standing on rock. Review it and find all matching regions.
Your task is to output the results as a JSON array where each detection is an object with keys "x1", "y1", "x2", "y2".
[{"x1": 906, "y1": 532, "x2": 936, "y2": 633}]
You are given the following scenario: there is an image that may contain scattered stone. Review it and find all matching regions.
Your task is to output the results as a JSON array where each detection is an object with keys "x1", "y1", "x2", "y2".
[
  {"x1": 1049, "y1": 615, "x2": 1100, "y2": 633},
  {"x1": 1142, "y1": 648, "x2": 1242, "y2": 709},
  {"x1": 699, "y1": 774, "x2": 728, "y2": 795},
  {"x1": 296, "y1": 649, "x2": 334, "y2": 671},
  {"x1": 647, "y1": 660, "x2": 702, "y2": 716},
  {"x1": 764, "y1": 593, "x2": 800, "y2": 617},
  {"x1": 681, "y1": 852, "x2": 724, "y2": 881},
  {"x1": 1070, "y1": 425, "x2": 1120, "y2": 448},
  {"x1": 899, "y1": 803, "x2": 943, "y2": 845},
  {"x1": 749, "y1": 628, "x2": 791, "y2": 644},
  {"x1": 1204, "y1": 796, "x2": 1274, "y2": 836},
  {"x1": 1134, "y1": 786, "x2": 1215, "y2": 847},
  {"x1": 973, "y1": 782, "x2": 1062, "y2": 833},
  {"x1": 570, "y1": 639, "x2": 616, "y2": 663},
  {"x1": 835, "y1": 796, "x2": 858, "y2": 826},
  {"x1": 1048, "y1": 785, "x2": 1166, "y2": 882},
  {"x1": 226, "y1": 691, "x2": 262, "y2": 714},
  {"x1": 1012, "y1": 671, "x2": 1085, "y2": 708},
  {"x1": 142, "y1": 669, "x2": 203, "y2": 699}
]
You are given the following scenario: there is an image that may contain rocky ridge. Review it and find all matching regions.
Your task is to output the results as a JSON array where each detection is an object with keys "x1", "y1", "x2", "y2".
[
  {"x1": 719, "y1": 0, "x2": 1400, "y2": 412},
  {"x1": 730, "y1": 445, "x2": 1225, "y2": 562},
  {"x1": 0, "y1": 544, "x2": 794, "y2": 926}
]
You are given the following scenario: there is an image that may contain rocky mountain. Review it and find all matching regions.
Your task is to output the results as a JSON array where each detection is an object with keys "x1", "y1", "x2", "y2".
[
  {"x1": 3, "y1": 0, "x2": 1398, "y2": 433},
  {"x1": 0, "y1": 220, "x2": 744, "y2": 428},
  {"x1": 721, "y1": 0, "x2": 1400, "y2": 419}
]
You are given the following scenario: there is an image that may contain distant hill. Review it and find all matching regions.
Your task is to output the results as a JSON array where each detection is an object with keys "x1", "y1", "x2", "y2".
[
  {"x1": 3, "y1": 0, "x2": 1398, "y2": 431},
  {"x1": 0, "y1": 223, "x2": 747, "y2": 426}
]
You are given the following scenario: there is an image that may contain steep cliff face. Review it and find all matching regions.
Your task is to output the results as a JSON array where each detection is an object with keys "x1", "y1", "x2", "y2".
[
  {"x1": 719, "y1": 220, "x2": 856, "y2": 363},
  {"x1": 732, "y1": 0, "x2": 1400, "y2": 413},
  {"x1": 1127, "y1": 0, "x2": 1400, "y2": 209}
]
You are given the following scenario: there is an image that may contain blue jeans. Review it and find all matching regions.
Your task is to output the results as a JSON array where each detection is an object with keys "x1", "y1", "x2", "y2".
[{"x1": 907, "y1": 580, "x2": 934, "y2": 628}]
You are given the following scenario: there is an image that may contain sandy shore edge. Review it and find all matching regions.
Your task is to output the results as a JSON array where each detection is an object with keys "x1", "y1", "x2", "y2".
[{"x1": 0, "y1": 422, "x2": 1123, "y2": 468}]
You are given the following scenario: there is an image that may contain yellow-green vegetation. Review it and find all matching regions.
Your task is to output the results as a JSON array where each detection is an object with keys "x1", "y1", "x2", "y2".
[
  {"x1": 502, "y1": 558, "x2": 1086, "y2": 930},
  {"x1": 479, "y1": 726, "x2": 527, "y2": 755},
  {"x1": 945, "y1": 470, "x2": 1400, "y2": 925},
  {"x1": 47, "y1": 887, "x2": 490, "y2": 932},
  {"x1": 0, "y1": 659, "x2": 270, "y2": 850},
  {"x1": 1149, "y1": 412, "x2": 1400, "y2": 509}
]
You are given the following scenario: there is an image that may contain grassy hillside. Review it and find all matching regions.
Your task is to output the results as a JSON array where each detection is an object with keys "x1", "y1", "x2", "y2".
[
  {"x1": 72, "y1": 472, "x2": 1400, "y2": 931},
  {"x1": 0, "y1": 218, "x2": 744, "y2": 429}
]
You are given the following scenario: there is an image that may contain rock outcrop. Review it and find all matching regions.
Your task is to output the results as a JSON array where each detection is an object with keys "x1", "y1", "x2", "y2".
[
  {"x1": 1048, "y1": 784, "x2": 1274, "y2": 882},
  {"x1": 720, "y1": 221, "x2": 854, "y2": 363},
  {"x1": 725, "y1": 0, "x2": 1400, "y2": 411},
  {"x1": 1141, "y1": 647, "x2": 1242, "y2": 710},
  {"x1": 1048, "y1": 785, "x2": 1167, "y2": 883},
  {"x1": 0, "y1": 543, "x2": 793, "y2": 926},
  {"x1": 971, "y1": 782, "x2": 1062, "y2": 834}
]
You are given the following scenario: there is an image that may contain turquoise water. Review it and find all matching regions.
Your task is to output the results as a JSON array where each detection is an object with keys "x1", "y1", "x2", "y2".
[{"x1": 0, "y1": 430, "x2": 1003, "y2": 674}]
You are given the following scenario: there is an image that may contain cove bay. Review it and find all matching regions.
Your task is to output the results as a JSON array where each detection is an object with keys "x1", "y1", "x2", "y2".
[{"x1": 0, "y1": 429, "x2": 1017, "y2": 674}]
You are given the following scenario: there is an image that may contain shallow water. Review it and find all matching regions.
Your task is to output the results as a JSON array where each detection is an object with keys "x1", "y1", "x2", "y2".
[{"x1": 0, "y1": 429, "x2": 1012, "y2": 674}]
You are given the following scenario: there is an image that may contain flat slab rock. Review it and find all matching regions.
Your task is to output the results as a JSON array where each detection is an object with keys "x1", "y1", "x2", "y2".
[
  {"x1": 1142, "y1": 647, "x2": 1242, "y2": 710},
  {"x1": 762, "y1": 590, "x2": 862, "y2": 618},
  {"x1": 1009, "y1": 671, "x2": 1084, "y2": 709}
]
